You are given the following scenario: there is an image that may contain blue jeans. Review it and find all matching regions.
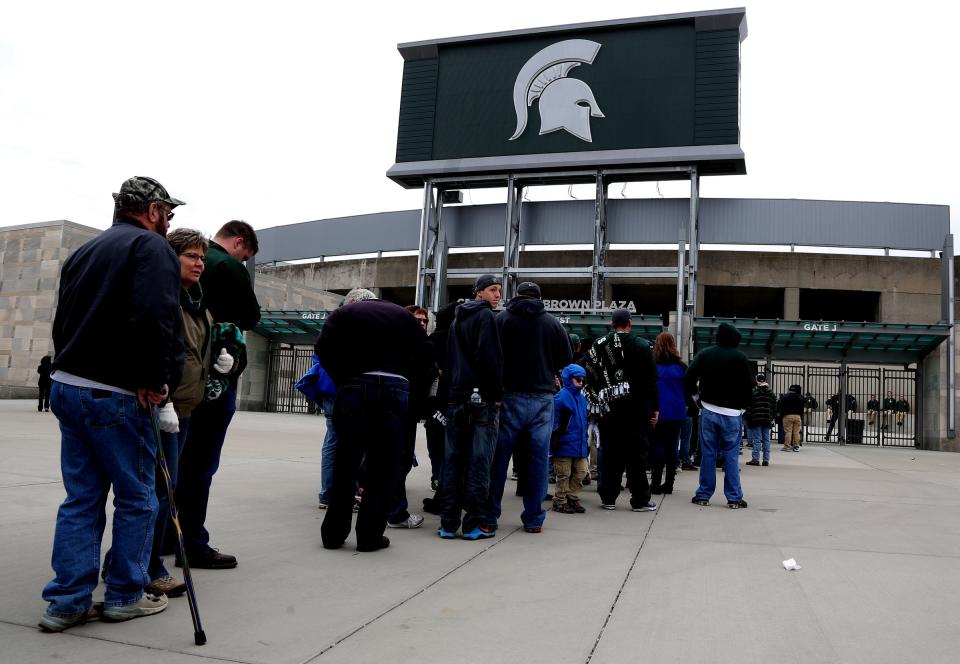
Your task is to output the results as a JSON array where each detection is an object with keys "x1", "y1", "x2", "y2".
[
  {"x1": 151, "y1": 418, "x2": 190, "y2": 578},
  {"x1": 43, "y1": 383, "x2": 158, "y2": 617},
  {"x1": 440, "y1": 401, "x2": 499, "y2": 533},
  {"x1": 679, "y1": 416, "x2": 694, "y2": 464},
  {"x1": 320, "y1": 374, "x2": 408, "y2": 549},
  {"x1": 695, "y1": 409, "x2": 745, "y2": 502},
  {"x1": 176, "y1": 387, "x2": 237, "y2": 553},
  {"x1": 319, "y1": 395, "x2": 337, "y2": 505},
  {"x1": 748, "y1": 424, "x2": 770, "y2": 462},
  {"x1": 486, "y1": 393, "x2": 553, "y2": 530}
]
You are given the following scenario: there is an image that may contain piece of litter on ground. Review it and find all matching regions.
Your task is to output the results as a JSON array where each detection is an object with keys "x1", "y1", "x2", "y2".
[{"x1": 782, "y1": 558, "x2": 802, "y2": 571}]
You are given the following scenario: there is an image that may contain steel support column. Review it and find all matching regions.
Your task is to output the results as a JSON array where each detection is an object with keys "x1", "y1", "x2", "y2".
[
  {"x1": 947, "y1": 234, "x2": 956, "y2": 438},
  {"x1": 415, "y1": 180, "x2": 437, "y2": 307},
  {"x1": 839, "y1": 360, "x2": 848, "y2": 444},
  {"x1": 502, "y1": 176, "x2": 520, "y2": 301},
  {"x1": 592, "y1": 171, "x2": 607, "y2": 305}
]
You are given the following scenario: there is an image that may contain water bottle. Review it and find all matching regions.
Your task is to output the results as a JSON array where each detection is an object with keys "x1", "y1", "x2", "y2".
[{"x1": 469, "y1": 388, "x2": 483, "y2": 406}]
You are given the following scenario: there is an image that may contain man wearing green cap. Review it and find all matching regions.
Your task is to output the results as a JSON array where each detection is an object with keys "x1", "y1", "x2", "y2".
[{"x1": 40, "y1": 177, "x2": 185, "y2": 632}]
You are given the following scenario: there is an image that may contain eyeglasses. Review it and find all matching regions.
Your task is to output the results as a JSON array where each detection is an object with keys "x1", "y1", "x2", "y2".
[
  {"x1": 156, "y1": 203, "x2": 175, "y2": 221},
  {"x1": 181, "y1": 252, "x2": 206, "y2": 263}
]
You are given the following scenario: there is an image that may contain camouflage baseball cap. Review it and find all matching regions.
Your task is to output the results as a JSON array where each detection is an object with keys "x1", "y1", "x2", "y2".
[{"x1": 112, "y1": 176, "x2": 186, "y2": 208}]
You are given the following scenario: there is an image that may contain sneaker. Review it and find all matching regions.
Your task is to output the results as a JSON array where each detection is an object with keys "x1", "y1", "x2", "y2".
[
  {"x1": 387, "y1": 514, "x2": 425, "y2": 529},
  {"x1": 318, "y1": 501, "x2": 328, "y2": 510},
  {"x1": 430, "y1": 479, "x2": 440, "y2": 491},
  {"x1": 177, "y1": 546, "x2": 237, "y2": 570},
  {"x1": 567, "y1": 498, "x2": 586, "y2": 513},
  {"x1": 681, "y1": 463, "x2": 698, "y2": 471},
  {"x1": 781, "y1": 447, "x2": 792, "y2": 452},
  {"x1": 438, "y1": 527, "x2": 457, "y2": 539},
  {"x1": 631, "y1": 501, "x2": 657, "y2": 512},
  {"x1": 102, "y1": 593, "x2": 168, "y2": 622},
  {"x1": 511, "y1": 468, "x2": 519, "y2": 481},
  {"x1": 582, "y1": 475, "x2": 591, "y2": 485},
  {"x1": 792, "y1": 446, "x2": 800, "y2": 452},
  {"x1": 146, "y1": 575, "x2": 186, "y2": 598},
  {"x1": 38, "y1": 607, "x2": 97, "y2": 632},
  {"x1": 552, "y1": 502, "x2": 575, "y2": 513},
  {"x1": 601, "y1": 503, "x2": 617, "y2": 510},
  {"x1": 762, "y1": 461, "x2": 770, "y2": 466},
  {"x1": 523, "y1": 526, "x2": 542, "y2": 534},
  {"x1": 746, "y1": 459, "x2": 760, "y2": 466},
  {"x1": 462, "y1": 527, "x2": 496, "y2": 540},
  {"x1": 727, "y1": 499, "x2": 749, "y2": 509},
  {"x1": 356, "y1": 536, "x2": 390, "y2": 552},
  {"x1": 479, "y1": 524, "x2": 497, "y2": 536},
  {"x1": 692, "y1": 497, "x2": 709, "y2": 506}
]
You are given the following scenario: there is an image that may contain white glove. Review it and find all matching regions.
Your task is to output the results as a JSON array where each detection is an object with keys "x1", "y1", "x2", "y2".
[
  {"x1": 214, "y1": 348, "x2": 235, "y2": 374},
  {"x1": 158, "y1": 402, "x2": 179, "y2": 433}
]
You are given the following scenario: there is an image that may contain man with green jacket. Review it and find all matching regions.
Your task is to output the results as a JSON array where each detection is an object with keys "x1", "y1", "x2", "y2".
[{"x1": 685, "y1": 322, "x2": 754, "y2": 509}]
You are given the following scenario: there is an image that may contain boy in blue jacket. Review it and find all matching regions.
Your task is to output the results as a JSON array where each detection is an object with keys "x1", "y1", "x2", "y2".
[{"x1": 551, "y1": 364, "x2": 589, "y2": 514}]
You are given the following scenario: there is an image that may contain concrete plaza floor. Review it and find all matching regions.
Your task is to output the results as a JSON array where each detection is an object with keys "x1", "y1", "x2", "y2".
[{"x1": 2, "y1": 398, "x2": 960, "y2": 664}]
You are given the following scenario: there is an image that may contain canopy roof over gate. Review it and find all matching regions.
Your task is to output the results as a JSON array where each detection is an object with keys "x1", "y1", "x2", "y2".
[
  {"x1": 254, "y1": 310, "x2": 666, "y2": 346},
  {"x1": 255, "y1": 311, "x2": 949, "y2": 365},
  {"x1": 693, "y1": 318, "x2": 951, "y2": 365}
]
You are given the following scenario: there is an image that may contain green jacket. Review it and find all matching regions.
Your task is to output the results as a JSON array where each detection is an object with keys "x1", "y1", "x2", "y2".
[
  {"x1": 684, "y1": 322, "x2": 754, "y2": 410},
  {"x1": 746, "y1": 384, "x2": 777, "y2": 426},
  {"x1": 201, "y1": 242, "x2": 261, "y2": 331}
]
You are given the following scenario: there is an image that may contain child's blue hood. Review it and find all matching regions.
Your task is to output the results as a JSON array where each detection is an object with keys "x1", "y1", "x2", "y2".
[{"x1": 561, "y1": 363, "x2": 586, "y2": 391}]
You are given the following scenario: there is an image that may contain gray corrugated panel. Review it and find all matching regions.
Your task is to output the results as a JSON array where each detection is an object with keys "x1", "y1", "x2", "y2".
[
  {"x1": 699, "y1": 199, "x2": 949, "y2": 250},
  {"x1": 255, "y1": 211, "x2": 421, "y2": 264},
  {"x1": 254, "y1": 199, "x2": 950, "y2": 264}
]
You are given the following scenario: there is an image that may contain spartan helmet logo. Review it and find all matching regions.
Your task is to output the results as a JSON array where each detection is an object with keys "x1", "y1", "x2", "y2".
[{"x1": 510, "y1": 39, "x2": 605, "y2": 143}]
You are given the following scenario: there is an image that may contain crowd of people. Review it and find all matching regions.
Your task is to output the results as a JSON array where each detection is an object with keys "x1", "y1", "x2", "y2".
[
  {"x1": 39, "y1": 176, "x2": 261, "y2": 632},
  {"x1": 311, "y1": 277, "x2": 764, "y2": 555},
  {"x1": 38, "y1": 175, "x2": 856, "y2": 634}
]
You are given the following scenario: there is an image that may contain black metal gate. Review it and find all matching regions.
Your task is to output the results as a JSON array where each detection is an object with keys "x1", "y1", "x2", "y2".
[
  {"x1": 265, "y1": 345, "x2": 315, "y2": 413},
  {"x1": 769, "y1": 363, "x2": 917, "y2": 448}
]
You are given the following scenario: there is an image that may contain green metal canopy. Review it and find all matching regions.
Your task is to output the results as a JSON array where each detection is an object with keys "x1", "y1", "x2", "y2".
[
  {"x1": 254, "y1": 310, "x2": 665, "y2": 346},
  {"x1": 255, "y1": 310, "x2": 329, "y2": 345},
  {"x1": 693, "y1": 318, "x2": 951, "y2": 365}
]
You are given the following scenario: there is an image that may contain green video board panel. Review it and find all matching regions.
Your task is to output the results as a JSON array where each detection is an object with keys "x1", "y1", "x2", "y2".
[{"x1": 389, "y1": 9, "x2": 746, "y2": 186}]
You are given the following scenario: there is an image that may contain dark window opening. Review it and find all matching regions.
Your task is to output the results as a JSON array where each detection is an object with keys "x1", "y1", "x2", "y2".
[
  {"x1": 799, "y1": 289, "x2": 879, "y2": 323},
  {"x1": 703, "y1": 286, "x2": 785, "y2": 319},
  {"x1": 611, "y1": 284, "x2": 677, "y2": 327}
]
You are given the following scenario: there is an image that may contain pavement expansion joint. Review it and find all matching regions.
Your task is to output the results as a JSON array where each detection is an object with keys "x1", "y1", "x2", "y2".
[
  {"x1": 584, "y1": 495, "x2": 662, "y2": 663},
  {"x1": 302, "y1": 526, "x2": 520, "y2": 663}
]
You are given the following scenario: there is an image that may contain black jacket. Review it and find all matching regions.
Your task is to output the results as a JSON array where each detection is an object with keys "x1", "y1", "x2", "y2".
[
  {"x1": 778, "y1": 390, "x2": 805, "y2": 417},
  {"x1": 446, "y1": 299, "x2": 503, "y2": 403},
  {"x1": 315, "y1": 299, "x2": 432, "y2": 397},
  {"x1": 496, "y1": 297, "x2": 572, "y2": 394},
  {"x1": 684, "y1": 322, "x2": 753, "y2": 410},
  {"x1": 52, "y1": 217, "x2": 184, "y2": 393},
  {"x1": 427, "y1": 301, "x2": 458, "y2": 406}
]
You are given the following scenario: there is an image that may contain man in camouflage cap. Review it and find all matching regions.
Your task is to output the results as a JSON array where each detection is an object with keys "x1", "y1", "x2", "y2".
[{"x1": 39, "y1": 176, "x2": 185, "y2": 631}]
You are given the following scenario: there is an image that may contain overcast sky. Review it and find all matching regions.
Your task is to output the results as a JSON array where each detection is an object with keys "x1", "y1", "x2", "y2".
[{"x1": 1, "y1": 0, "x2": 956, "y2": 243}]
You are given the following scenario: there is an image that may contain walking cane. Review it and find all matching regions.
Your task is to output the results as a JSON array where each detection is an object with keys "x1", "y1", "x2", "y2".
[{"x1": 150, "y1": 407, "x2": 207, "y2": 645}]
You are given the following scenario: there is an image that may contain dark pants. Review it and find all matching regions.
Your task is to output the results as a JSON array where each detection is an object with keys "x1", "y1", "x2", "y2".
[
  {"x1": 650, "y1": 419, "x2": 681, "y2": 490},
  {"x1": 597, "y1": 406, "x2": 651, "y2": 508},
  {"x1": 321, "y1": 374, "x2": 408, "y2": 549},
  {"x1": 387, "y1": 418, "x2": 419, "y2": 524},
  {"x1": 175, "y1": 388, "x2": 237, "y2": 554},
  {"x1": 425, "y1": 414, "x2": 445, "y2": 485},
  {"x1": 38, "y1": 383, "x2": 51, "y2": 411},
  {"x1": 440, "y1": 401, "x2": 498, "y2": 533}
]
